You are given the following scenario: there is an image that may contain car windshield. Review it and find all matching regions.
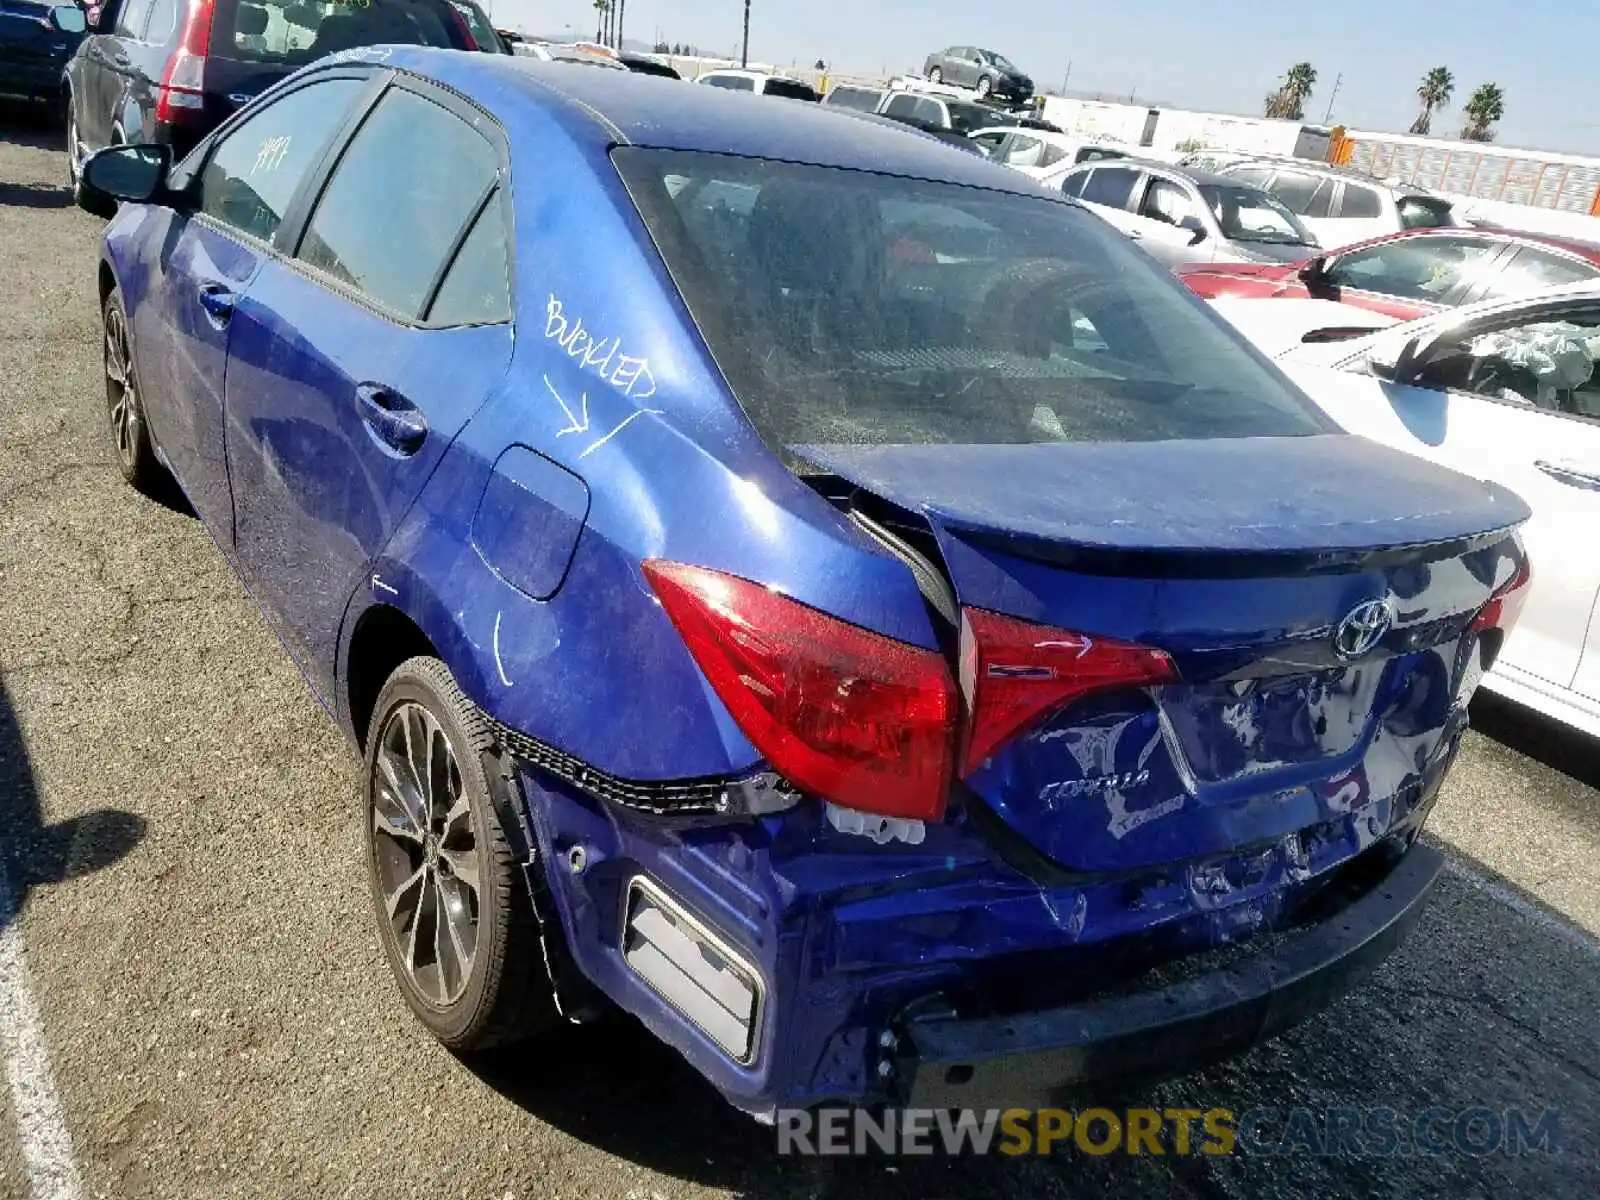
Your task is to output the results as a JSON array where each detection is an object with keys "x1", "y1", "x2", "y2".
[
  {"x1": 614, "y1": 149, "x2": 1328, "y2": 449},
  {"x1": 946, "y1": 102, "x2": 998, "y2": 135},
  {"x1": 220, "y1": 0, "x2": 475, "y2": 64},
  {"x1": 982, "y1": 50, "x2": 1017, "y2": 70},
  {"x1": 1198, "y1": 184, "x2": 1315, "y2": 246}
]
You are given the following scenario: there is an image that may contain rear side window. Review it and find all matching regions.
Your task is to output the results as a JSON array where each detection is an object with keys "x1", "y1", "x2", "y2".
[
  {"x1": 197, "y1": 75, "x2": 367, "y2": 243},
  {"x1": 114, "y1": 0, "x2": 152, "y2": 36},
  {"x1": 298, "y1": 87, "x2": 500, "y2": 320},
  {"x1": 882, "y1": 93, "x2": 919, "y2": 118},
  {"x1": 426, "y1": 190, "x2": 512, "y2": 325},
  {"x1": 219, "y1": 0, "x2": 465, "y2": 65},
  {"x1": 145, "y1": 0, "x2": 180, "y2": 42},
  {"x1": 912, "y1": 98, "x2": 945, "y2": 125},
  {"x1": 1268, "y1": 171, "x2": 1317, "y2": 214},
  {"x1": 1303, "y1": 177, "x2": 1335, "y2": 218},
  {"x1": 614, "y1": 149, "x2": 1328, "y2": 447},
  {"x1": 1480, "y1": 246, "x2": 1600, "y2": 298},
  {"x1": 1339, "y1": 183, "x2": 1383, "y2": 218},
  {"x1": 1079, "y1": 166, "x2": 1138, "y2": 209},
  {"x1": 703, "y1": 74, "x2": 755, "y2": 91},
  {"x1": 1060, "y1": 170, "x2": 1088, "y2": 199}
]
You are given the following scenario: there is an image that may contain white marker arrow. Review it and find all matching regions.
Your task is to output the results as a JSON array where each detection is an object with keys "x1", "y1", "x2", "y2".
[{"x1": 545, "y1": 375, "x2": 590, "y2": 437}]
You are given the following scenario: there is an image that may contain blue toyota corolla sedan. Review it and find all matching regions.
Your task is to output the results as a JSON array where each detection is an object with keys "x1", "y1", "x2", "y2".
[{"x1": 76, "y1": 48, "x2": 1532, "y2": 1119}]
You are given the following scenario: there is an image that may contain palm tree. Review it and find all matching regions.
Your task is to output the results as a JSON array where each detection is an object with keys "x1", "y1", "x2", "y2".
[
  {"x1": 1408, "y1": 67, "x2": 1454, "y2": 136},
  {"x1": 593, "y1": 0, "x2": 608, "y2": 44},
  {"x1": 616, "y1": 0, "x2": 626, "y2": 50},
  {"x1": 741, "y1": 1, "x2": 752, "y2": 68},
  {"x1": 1263, "y1": 62, "x2": 1317, "y2": 120},
  {"x1": 1461, "y1": 82, "x2": 1506, "y2": 142}
]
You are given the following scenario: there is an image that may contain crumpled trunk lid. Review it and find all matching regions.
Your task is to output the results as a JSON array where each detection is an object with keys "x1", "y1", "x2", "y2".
[{"x1": 797, "y1": 435, "x2": 1528, "y2": 873}]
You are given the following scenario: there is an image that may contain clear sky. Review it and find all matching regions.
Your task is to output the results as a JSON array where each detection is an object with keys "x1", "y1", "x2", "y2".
[{"x1": 482, "y1": 0, "x2": 1600, "y2": 157}]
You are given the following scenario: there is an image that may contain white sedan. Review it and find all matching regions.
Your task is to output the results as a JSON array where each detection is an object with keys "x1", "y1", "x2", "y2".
[{"x1": 1216, "y1": 285, "x2": 1600, "y2": 737}]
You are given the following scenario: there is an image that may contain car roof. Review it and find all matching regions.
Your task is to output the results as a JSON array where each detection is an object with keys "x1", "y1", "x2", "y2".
[
  {"x1": 1333, "y1": 224, "x2": 1600, "y2": 264},
  {"x1": 363, "y1": 49, "x2": 1049, "y2": 193},
  {"x1": 1218, "y1": 156, "x2": 1443, "y2": 194}
]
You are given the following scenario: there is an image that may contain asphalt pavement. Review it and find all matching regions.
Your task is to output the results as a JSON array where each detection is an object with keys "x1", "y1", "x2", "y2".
[{"x1": 0, "y1": 108, "x2": 1596, "y2": 1200}]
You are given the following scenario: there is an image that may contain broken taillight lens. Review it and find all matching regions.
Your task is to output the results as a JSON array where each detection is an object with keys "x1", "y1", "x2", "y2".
[
  {"x1": 1469, "y1": 558, "x2": 1532, "y2": 635},
  {"x1": 643, "y1": 561, "x2": 957, "y2": 821},
  {"x1": 958, "y1": 607, "x2": 1179, "y2": 777}
]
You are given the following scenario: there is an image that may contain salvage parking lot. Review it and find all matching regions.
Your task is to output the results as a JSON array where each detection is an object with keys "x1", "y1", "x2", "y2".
[{"x1": 0, "y1": 112, "x2": 1597, "y2": 1199}]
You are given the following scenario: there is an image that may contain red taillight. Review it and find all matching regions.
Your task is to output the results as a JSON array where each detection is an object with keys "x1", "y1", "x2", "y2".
[
  {"x1": 643, "y1": 561, "x2": 957, "y2": 821},
  {"x1": 1470, "y1": 559, "x2": 1532, "y2": 635},
  {"x1": 154, "y1": 0, "x2": 215, "y2": 126},
  {"x1": 958, "y1": 607, "x2": 1178, "y2": 777}
]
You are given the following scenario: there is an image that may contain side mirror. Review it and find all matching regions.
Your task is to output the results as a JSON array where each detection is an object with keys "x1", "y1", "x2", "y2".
[
  {"x1": 1366, "y1": 335, "x2": 1425, "y2": 383},
  {"x1": 1179, "y1": 214, "x2": 1206, "y2": 246},
  {"x1": 52, "y1": 6, "x2": 88, "y2": 33},
  {"x1": 77, "y1": 144, "x2": 172, "y2": 218},
  {"x1": 1298, "y1": 255, "x2": 1330, "y2": 285}
]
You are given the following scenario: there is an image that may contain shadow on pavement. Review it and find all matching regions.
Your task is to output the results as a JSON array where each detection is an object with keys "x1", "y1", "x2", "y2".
[
  {"x1": 0, "y1": 100, "x2": 66, "y2": 152},
  {"x1": 0, "y1": 181, "x2": 73, "y2": 209},
  {"x1": 0, "y1": 676, "x2": 146, "y2": 929},
  {"x1": 468, "y1": 843, "x2": 1597, "y2": 1199}
]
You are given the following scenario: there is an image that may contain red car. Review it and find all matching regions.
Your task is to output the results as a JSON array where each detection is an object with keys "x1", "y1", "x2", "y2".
[{"x1": 1178, "y1": 226, "x2": 1600, "y2": 321}]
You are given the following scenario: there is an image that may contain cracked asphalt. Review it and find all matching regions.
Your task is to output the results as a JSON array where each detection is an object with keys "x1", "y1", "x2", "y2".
[{"x1": 1, "y1": 111, "x2": 1597, "y2": 1200}]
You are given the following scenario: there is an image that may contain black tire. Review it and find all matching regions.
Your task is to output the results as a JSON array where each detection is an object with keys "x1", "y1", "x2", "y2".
[
  {"x1": 927, "y1": 66, "x2": 943, "y2": 83},
  {"x1": 976, "y1": 75, "x2": 993, "y2": 99},
  {"x1": 363, "y1": 656, "x2": 554, "y2": 1050},
  {"x1": 102, "y1": 286, "x2": 164, "y2": 494}
]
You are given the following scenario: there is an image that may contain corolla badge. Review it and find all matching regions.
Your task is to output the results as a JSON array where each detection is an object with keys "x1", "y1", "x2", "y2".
[{"x1": 1333, "y1": 597, "x2": 1395, "y2": 660}]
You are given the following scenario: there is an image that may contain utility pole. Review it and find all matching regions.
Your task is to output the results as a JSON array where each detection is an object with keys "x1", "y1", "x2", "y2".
[
  {"x1": 1323, "y1": 73, "x2": 1343, "y2": 124},
  {"x1": 742, "y1": 0, "x2": 751, "y2": 68},
  {"x1": 1061, "y1": 60, "x2": 1071, "y2": 96}
]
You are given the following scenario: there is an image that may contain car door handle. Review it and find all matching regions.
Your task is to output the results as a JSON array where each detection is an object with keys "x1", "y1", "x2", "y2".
[
  {"x1": 1535, "y1": 459, "x2": 1600, "y2": 491},
  {"x1": 356, "y1": 384, "x2": 428, "y2": 456},
  {"x1": 197, "y1": 283, "x2": 236, "y2": 326}
]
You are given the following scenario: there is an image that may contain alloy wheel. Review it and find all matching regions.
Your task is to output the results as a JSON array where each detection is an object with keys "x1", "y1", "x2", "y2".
[
  {"x1": 371, "y1": 701, "x2": 482, "y2": 1008},
  {"x1": 103, "y1": 304, "x2": 141, "y2": 469}
]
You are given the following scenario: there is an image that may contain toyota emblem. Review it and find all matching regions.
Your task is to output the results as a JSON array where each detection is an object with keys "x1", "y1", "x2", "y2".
[{"x1": 1333, "y1": 597, "x2": 1395, "y2": 660}]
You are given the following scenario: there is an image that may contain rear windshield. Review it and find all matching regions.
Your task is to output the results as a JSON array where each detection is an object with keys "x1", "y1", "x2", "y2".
[
  {"x1": 614, "y1": 149, "x2": 1330, "y2": 447},
  {"x1": 825, "y1": 87, "x2": 884, "y2": 112},
  {"x1": 764, "y1": 78, "x2": 819, "y2": 102},
  {"x1": 220, "y1": 0, "x2": 486, "y2": 63},
  {"x1": 1399, "y1": 195, "x2": 1455, "y2": 229},
  {"x1": 946, "y1": 102, "x2": 999, "y2": 135}
]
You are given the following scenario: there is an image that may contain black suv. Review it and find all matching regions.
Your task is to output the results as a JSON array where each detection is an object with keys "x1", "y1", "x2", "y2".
[
  {"x1": 921, "y1": 45, "x2": 1033, "y2": 103},
  {"x1": 65, "y1": 0, "x2": 502, "y2": 186}
]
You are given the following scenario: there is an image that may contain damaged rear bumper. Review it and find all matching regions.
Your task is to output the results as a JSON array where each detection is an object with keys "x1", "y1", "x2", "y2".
[{"x1": 893, "y1": 842, "x2": 1443, "y2": 1108}]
